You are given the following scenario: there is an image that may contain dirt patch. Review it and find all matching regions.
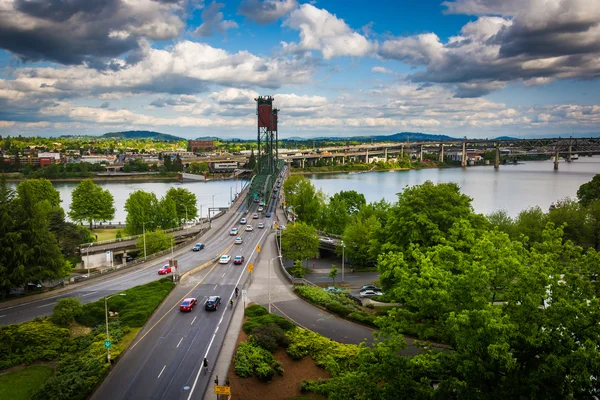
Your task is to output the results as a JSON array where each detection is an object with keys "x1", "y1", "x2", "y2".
[
  {"x1": 227, "y1": 323, "x2": 328, "y2": 400},
  {"x1": 70, "y1": 321, "x2": 92, "y2": 337}
]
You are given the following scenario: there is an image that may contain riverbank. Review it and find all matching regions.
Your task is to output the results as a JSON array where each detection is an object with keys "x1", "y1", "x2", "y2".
[
  {"x1": 289, "y1": 161, "x2": 462, "y2": 175},
  {"x1": 3, "y1": 172, "x2": 242, "y2": 183}
]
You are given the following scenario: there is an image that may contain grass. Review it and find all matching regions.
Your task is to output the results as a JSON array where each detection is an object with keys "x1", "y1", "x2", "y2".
[
  {"x1": 91, "y1": 228, "x2": 120, "y2": 242},
  {"x1": 0, "y1": 365, "x2": 54, "y2": 400}
]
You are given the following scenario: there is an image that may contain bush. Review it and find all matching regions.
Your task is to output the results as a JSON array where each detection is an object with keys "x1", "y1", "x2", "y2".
[
  {"x1": 285, "y1": 328, "x2": 358, "y2": 371},
  {"x1": 325, "y1": 302, "x2": 352, "y2": 317},
  {"x1": 251, "y1": 323, "x2": 290, "y2": 352},
  {"x1": 255, "y1": 364, "x2": 275, "y2": 381},
  {"x1": 347, "y1": 312, "x2": 376, "y2": 326},
  {"x1": 242, "y1": 314, "x2": 295, "y2": 335},
  {"x1": 234, "y1": 341, "x2": 277, "y2": 379},
  {"x1": 244, "y1": 304, "x2": 269, "y2": 318},
  {"x1": 51, "y1": 298, "x2": 83, "y2": 327}
]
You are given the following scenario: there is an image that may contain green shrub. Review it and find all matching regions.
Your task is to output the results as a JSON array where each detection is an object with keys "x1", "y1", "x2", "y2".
[
  {"x1": 51, "y1": 298, "x2": 83, "y2": 327},
  {"x1": 325, "y1": 302, "x2": 352, "y2": 317},
  {"x1": 285, "y1": 328, "x2": 358, "y2": 372},
  {"x1": 347, "y1": 312, "x2": 376, "y2": 326},
  {"x1": 242, "y1": 314, "x2": 295, "y2": 335},
  {"x1": 234, "y1": 341, "x2": 276, "y2": 378},
  {"x1": 272, "y1": 360, "x2": 284, "y2": 376},
  {"x1": 245, "y1": 304, "x2": 269, "y2": 318},
  {"x1": 295, "y1": 285, "x2": 372, "y2": 324},
  {"x1": 255, "y1": 364, "x2": 275, "y2": 381},
  {"x1": 251, "y1": 323, "x2": 290, "y2": 352}
]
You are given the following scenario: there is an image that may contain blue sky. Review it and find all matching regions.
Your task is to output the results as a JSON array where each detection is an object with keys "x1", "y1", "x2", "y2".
[{"x1": 0, "y1": 0, "x2": 599, "y2": 139}]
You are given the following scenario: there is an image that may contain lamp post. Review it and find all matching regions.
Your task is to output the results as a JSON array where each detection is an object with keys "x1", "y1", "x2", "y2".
[
  {"x1": 268, "y1": 255, "x2": 283, "y2": 313},
  {"x1": 341, "y1": 241, "x2": 346, "y2": 283},
  {"x1": 183, "y1": 205, "x2": 189, "y2": 229},
  {"x1": 142, "y1": 220, "x2": 153, "y2": 260},
  {"x1": 86, "y1": 243, "x2": 93, "y2": 277},
  {"x1": 105, "y1": 293, "x2": 126, "y2": 364}
]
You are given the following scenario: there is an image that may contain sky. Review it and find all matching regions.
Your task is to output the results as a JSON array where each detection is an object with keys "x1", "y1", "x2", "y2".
[{"x1": 0, "y1": 0, "x2": 599, "y2": 140}]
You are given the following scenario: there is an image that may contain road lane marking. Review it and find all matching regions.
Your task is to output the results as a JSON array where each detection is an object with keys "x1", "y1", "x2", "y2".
[
  {"x1": 177, "y1": 338, "x2": 184, "y2": 348},
  {"x1": 187, "y1": 229, "x2": 270, "y2": 400},
  {"x1": 0, "y1": 315, "x2": 5, "y2": 318},
  {"x1": 81, "y1": 291, "x2": 97, "y2": 297},
  {"x1": 157, "y1": 365, "x2": 166, "y2": 379},
  {"x1": 36, "y1": 302, "x2": 56, "y2": 308},
  {"x1": 191, "y1": 316, "x2": 197, "y2": 325},
  {"x1": 213, "y1": 284, "x2": 218, "y2": 290},
  {"x1": 221, "y1": 272, "x2": 226, "y2": 278}
]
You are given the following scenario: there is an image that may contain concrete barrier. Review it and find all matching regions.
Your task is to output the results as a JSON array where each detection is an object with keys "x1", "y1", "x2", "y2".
[{"x1": 179, "y1": 260, "x2": 215, "y2": 284}]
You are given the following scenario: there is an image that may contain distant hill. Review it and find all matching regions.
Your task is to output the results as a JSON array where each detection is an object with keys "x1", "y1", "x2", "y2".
[{"x1": 102, "y1": 130, "x2": 185, "y2": 141}]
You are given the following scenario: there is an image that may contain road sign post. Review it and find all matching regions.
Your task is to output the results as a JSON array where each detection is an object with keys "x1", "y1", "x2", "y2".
[{"x1": 214, "y1": 385, "x2": 231, "y2": 395}]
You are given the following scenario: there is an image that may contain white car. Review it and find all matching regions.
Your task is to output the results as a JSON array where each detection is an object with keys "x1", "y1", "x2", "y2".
[
  {"x1": 319, "y1": 237, "x2": 335, "y2": 244},
  {"x1": 245, "y1": 225, "x2": 253, "y2": 231},
  {"x1": 230, "y1": 228, "x2": 238, "y2": 236},
  {"x1": 252, "y1": 213, "x2": 259, "y2": 219},
  {"x1": 257, "y1": 222, "x2": 265, "y2": 229},
  {"x1": 219, "y1": 255, "x2": 231, "y2": 264},
  {"x1": 258, "y1": 206, "x2": 264, "y2": 212},
  {"x1": 359, "y1": 290, "x2": 383, "y2": 298},
  {"x1": 234, "y1": 237, "x2": 243, "y2": 245},
  {"x1": 240, "y1": 218, "x2": 247, "y2": 224}
]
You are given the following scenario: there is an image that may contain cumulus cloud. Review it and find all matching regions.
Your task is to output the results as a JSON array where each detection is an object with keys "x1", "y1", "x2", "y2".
[
  {"x1": 193, "y1": 2, "x2": 238, "y2": 37},
  {"x1": 0, "y1": 0, "x2": 186, "y2": 66},
  {"x1": 239, "y1": 0, "x2": 297, "y2": 24},
  {"x1": 379, "y1": 0, "x2": 600, "y2": 96},
  {"x1": 282, "y1": 4, "x2": 375, "y2": 59},
  {"x1": 372, "y1": 66, "x2": 394, "y2": 74}
]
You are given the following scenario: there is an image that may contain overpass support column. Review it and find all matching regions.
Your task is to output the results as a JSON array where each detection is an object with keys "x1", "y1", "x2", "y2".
[
  {"x1": 384, "y1": 148, "x2": 388, "y2": 160},
  {"x1": 439, "y1": 144, "x2": 444, "y2": 163},
  {"x1": 301, "y1": 159, "x2": 305, "y2": 168},
  {"x1": 494, "y1": 143, "x2": 500, "y2": 169},
  {"x1": 401, "y1": 145, "x2": 404, "y2": 160},
  {"x1": 568, "y1": 136, "x2": 573, "y2": 162},
  {"x1": 419, "y1": 145, "x2": 423, "y2": 162},
  {"x1": 342, "y1": 156, "x2": 345, "y2": 165},
  {"x1": 554, "y1": 150, "x2": 559, "y2": 170},
  {"x1": 365, "y1": 150, "x2": 369, "y2": 163},
  {"x1": 461, "y1": 142, "x2": 467, "y2": 168}
]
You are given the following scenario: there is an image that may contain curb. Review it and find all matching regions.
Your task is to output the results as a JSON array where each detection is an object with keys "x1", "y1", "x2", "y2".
[{"x1": 179, "y1": 260, "x2": 215, "y2": 283}]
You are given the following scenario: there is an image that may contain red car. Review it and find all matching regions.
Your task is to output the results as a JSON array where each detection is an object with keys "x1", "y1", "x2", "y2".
[
  {"x1": 158, "y1": 265, "x2": 172, "y2": 275},
  {"x1": 233, "y1": 255, "x2": 245, "y2": 265},
  {"x1": 179, "y1": 298, "x2": 197, "y2": 312}
]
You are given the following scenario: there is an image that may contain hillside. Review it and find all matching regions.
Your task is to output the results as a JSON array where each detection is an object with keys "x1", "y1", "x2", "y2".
[{"x1": 102, "y1": 130, "x2": 185, "y2": 141}]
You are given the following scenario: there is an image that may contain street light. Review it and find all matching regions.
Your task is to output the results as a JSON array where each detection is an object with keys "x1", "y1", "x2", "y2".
[
  {"x1": 268, "y1": 255, "x2": 283, "y2": 313},
  {"x1": 341, "y1": 241, "x2": 346, "y2": 283},
  {"x1": 142, "y1": 220, "x2": 153, "y2": 260},
  {"x1": 86, "y1": 243, "x2": 93, "y2": 277},
  {"x1": 105, "y1": 293, "x2": 126, "y2": 364},
  {"x1": 183, "y1": 205, "x2": 189, "y2": 228}
]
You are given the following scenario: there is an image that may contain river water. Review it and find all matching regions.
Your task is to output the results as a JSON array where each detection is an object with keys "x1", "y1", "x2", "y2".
[{"x1": 9, "y1": 157, "x2": 599, "y2": 222}]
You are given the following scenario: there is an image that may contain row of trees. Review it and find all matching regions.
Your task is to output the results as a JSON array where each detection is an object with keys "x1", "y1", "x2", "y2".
[{"x1": 283, "y1": 174, "x2": 600, "y2": 398}]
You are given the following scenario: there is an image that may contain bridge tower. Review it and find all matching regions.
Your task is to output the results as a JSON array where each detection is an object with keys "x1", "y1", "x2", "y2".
[{"x1": 255, "y1": 96, "x2": 279, "y2": 175}]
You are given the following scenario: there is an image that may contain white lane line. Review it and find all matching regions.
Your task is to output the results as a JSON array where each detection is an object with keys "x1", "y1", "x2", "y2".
[
  {"x1": 36, "y1": 302, "x2": 56, "y2": 308},
  {"x1": 187, "y1": 228, "x2": 270, "y2": 400},
  {"x1": 157, "y1": 365, "x2": 166, "y2": 379},
  {"x1": 80, "y1": 291, "x2": 97, "y2": 297},
  {"x1": 0, "y1": 315, "x2": 5, "y2": 318},
  {"x1": 191, "y1": 316, "x2": 197, "y2": 325},
  {"x1": 177, "y1": 337, "x2": 184, "y2": 348},
  {"x1": 213, "y1": 284, "x2": 218, "y2": 290},
  {"x1": 221, "y1": 272, "x2": 226, "y2": 278}
]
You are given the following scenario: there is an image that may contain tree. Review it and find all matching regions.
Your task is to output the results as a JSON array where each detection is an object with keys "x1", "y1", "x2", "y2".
[
  {"x1": 283, "y1": 176, "x2": 323, "y2": 224},
  {"x1": 155, "y1": 196, "x2": 178, "y2": 230},
  {"x1": 165, "y1": 187, "x2": 198, "y2": 225},
  {"x1": 136, "y1": 229, "x2": 171, "y2": 256},
  {"x1": 342, "y1": 212, "x2": 381, "y2": 267},
  {"x1": 548, "y1": 198, "x2": 589, "y2": 245},
  {"x1": 0, "y1": 177, "x2": 18, "y2": 299},
  {"x1": 330, "y1": 190, "x2": 366, "y2": 215},
  {"x1": 328, "y1": 265, "x2": 338, "y2": 285},
  {"x1": 68, "y1": 179, "x2": 115, "y2": 228},
  {"x1": 289, "y1": 259, "x2": 305, "y2": 278},
  {"x1": 513, "y1": 206, "x2": 548, "y2": 247},
  {"x1": 51, "y1": 298, "x2": 83, "y2": 327},
  {"x1": 281, "y1": 221, "x2": 319, "y2": 267},
  {"x1": 577, "y1": 173, "x2": 600, "y2": 206},
  {"x1": 487, "y1": 209, "x2": 515, "y2": 237},
  {"x1": 16, "y1": 178, "x2": 61, "y2": 208},
  {"x1": 319, "y1": 197, "x2": 350, "y2": 235},
  {"x1": 49, "y1": 208, "x2": 94, "y2": 258},
  {"x1": 248, "y1": 149, "x2": 256, "y2": 170},
  {"x1": 124, "y1": 191, "x2": 159, "y2": 235}
]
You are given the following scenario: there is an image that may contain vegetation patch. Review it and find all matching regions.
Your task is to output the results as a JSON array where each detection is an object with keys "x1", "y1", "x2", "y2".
[
  {"x1": 0, "y1": 365, "x2": 55, "y2": 400},
  {"x1": 294, "y1": 285, "x2": 376, "y2": 327}
]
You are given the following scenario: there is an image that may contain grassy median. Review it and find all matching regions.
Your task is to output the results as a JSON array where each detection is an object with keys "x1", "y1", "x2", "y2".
[{"x1": 0, "y1": 365, "x2": 54, "y2": 400}]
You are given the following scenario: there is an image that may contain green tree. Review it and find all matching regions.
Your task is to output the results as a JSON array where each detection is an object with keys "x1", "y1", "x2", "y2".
[
  {"x1": 342, "y1": 211, "x2": 381, "y2": 267},
  {"x1": 319, "y1": 197, "x2": 350, "y2": 235},
  {"x1": 487, "y1": 209, "x2": 515, "y2": 236},
  {"x1": 330, "y1": 190, "x2": 366, "y2": 215},
  {"x1": 248, "y1": 149, "x2": 256, "y2": 170},
  {"x1": 136, "y1": 230, "x2": 171, "y2": 256},
  {"x1": 124, "y1": 191, "x2": 159, "y2": 235},
  {"x1": 16, "y1": 178, "x2": 61, "y2": 208},
  {"x1": 50, "y1": 298, "x2": 83, "y2": 327},
  {"x1": 155, "y1": 196, "x2": 178, "y2": 230},
  {"x1": 0, "y1": 178, "x2": 18, "y2": 298},
  {"x1": 68, "y1": 179, "x2": 115, "y2": 228},
  {"x1": 281, "y1": 222, "x2": 319, "y2": 267},
  {"x1": 577, "y1": 173, "x2": 600, "y2": 206},
  {"x1": 165, "y1": 187, "x2": 198, "y2": 225},
  {"x1": 289, "y1": 259, "x2": 305, "y2": 278},
  {"x1": 328, "y1": 265, "x2": 338, "y2": 285},
  {"x1": 513, "y1": 206, "x2": 548, "y2": 247},
  {"x1": 49, "y1": 208, "x2": 94, "y2": 258},
  {"x1": 586, "y1": 199, "x2": 600, "y2": 250},
  {"x1": 283, "y1": 176, "x2": 323, "y2": 224},
  {"x1": 548, "y1": 198, "x2": 589, "y2": 245}
]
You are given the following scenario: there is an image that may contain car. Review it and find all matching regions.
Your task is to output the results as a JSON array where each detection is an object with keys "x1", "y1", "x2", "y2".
[
  {"x1": 277, "y1": 183, "x2": 281, "y2": 188},
  {"x1": 257, "y1": 222, "x2": 265, "y2": 229},
  {"x1": 254, "y1": 197, "x2": 260, "y2": 203},
  {"x1": 230, "y1": 228, "x2": 238, "y2": 236},
  {"x1": 192, "y1": 243, "x2": 205, "y2": 251},
  {"x1": 273, "y1": 188, "x2": 278, "y2": 193},
  {"x1": 219, "y1": 255, "x2": 231, "y2": 264},
  {"x1": 233, "y1": 255, "x2": 245, "y2": 265},
  {"x1": 158, "y1": 265, "x2": 172, "y2": 275},
  {"x1": 324, "y1": 286, "x2": 344, "y2": 294},
  {"x1": 179, "y1": 297, "x2": 197, "y2": 312},
  {"x1": 319, "y1": 237, "x2": 335, "y2": 244},
  {"x1": 245, "y1": 225, "x2": 253, "y2": 231},
  {"x1": 360, "y1": 290, "x2": 383, "y2": 298},
  {"x1": 266, "y1": 211, "x2": 271, "y2": 217},
  {"x1": 240, "y1": 218, "x2": 247, "y2": 224},
  {"x1": 205, "y1": 296, "x2": 221, "y2": 311},
  {"x1": 360, "y1": 284, "x2": 382, "y2": 292},
  {"x1": 277, "y1": 225, "x2": 286, "y2": 231},
  {"x1": 234, "y1": 237, "x2": 243, "y2": 245},
  {"x1": 258, "y1": 206, "x2": 264, "y2": 212},
  {"x1": 252, "y1": 213, "x2": 259, "y2": 219},
  {"x1": 125, "y1": 255, "x2": 134, "y2": 262}
]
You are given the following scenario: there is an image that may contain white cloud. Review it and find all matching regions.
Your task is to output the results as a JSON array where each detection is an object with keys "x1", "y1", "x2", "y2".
[
  {"x1": 239, "y1": 0, "x2": 297, "y2": 24},
  {"x1": 372, "y1": 66, "x2": 394, "y2": 74},
  {"x1": 282, "y1": 4, "x2": 375, "y2": 59}
]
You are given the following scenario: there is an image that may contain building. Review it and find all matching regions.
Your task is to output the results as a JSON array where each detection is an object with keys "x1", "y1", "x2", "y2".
[
  {"x1": 79, "y1": 155, "x2": 117, "y2": 164},
  {"x1": 189, "y1": 140, "x2": 215, "y2": 152},
  {"x1": 161, "y1": 151, "x2": 195, "y2": 159},
  {"x1": 210, "y1": 161, "x2": 238, "y2": 173}
]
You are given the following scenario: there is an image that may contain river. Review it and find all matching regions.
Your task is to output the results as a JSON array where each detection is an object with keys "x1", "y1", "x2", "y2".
[{"x1": 8, "y1": 157, "x2": 599, "y2": 222}]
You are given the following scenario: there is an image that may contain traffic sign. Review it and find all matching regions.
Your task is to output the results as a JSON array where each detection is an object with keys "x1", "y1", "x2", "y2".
[
  {"x1": 242, "y1": 289, "x2": 248, "y2": 302},
  {"x1": 256, "y1": 245, "x2": 261, "y2": 253},
  {"x1": 214, "y1": 385, "x2": 231, "y2": 395},
  {"x1": 248, "y1": 264, "x2": 254, "y2": 273},
  {"x1": 104, "y1": 340, "x2": 112, "y2": 349}
]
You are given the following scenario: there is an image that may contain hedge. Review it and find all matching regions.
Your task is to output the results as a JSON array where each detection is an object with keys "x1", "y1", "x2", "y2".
[
  {"x1": 242, "y1": 313, "x2": 295, "y2": 335},
  {"x1": 234, "y1": 341, "x2": 278, "y2": 381},
  {"x1": 285, "y1": 328, "x2": 358, "y2": 373},
  {"x1": 294, "y1": 285, "x2": 377, "y2": 327}
]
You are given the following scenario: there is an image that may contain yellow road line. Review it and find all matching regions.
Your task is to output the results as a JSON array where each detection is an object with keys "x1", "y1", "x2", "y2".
[{"x1": 270, "y1": 302, "x2": 309, "y2": 330}]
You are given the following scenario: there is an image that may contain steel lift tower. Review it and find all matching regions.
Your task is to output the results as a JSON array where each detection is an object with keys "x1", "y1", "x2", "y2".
[{"x1": 255, "y1": 96, "x2": 279, "y2": 175}]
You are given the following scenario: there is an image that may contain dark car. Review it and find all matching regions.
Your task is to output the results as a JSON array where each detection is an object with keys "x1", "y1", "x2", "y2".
[
  {"x1": 266, "y1": 211, "x2": 271, "y2": 217},
  {"x1": 361, "y1": 284, "x2": 382, "y2": 292},
  {"x1": 179, "y1": 297, "x2": 197, "y2": 312},
  {"x1": 233, "y1": 255, "x2": 245, "y2": 265},
  {"x1": 205, "y1": 296, "x2": 221, "y2": 311},
  {"x1": 192, "y1": 243, "x2": 205, "y2": 252}
]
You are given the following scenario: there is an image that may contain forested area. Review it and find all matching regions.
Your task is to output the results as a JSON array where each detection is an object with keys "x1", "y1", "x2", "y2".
[{"x1": 282, "y1": 174, "x2": 600, "y2": 398}]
